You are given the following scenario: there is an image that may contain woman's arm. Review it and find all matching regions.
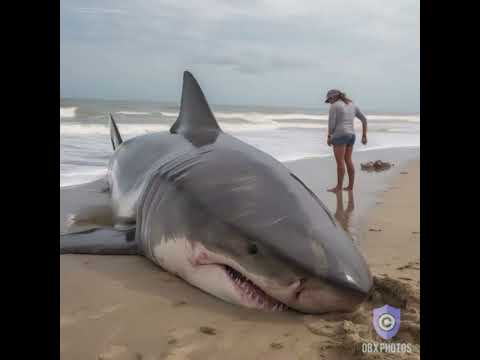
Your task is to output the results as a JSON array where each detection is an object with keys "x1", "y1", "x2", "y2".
[
  {"x1": 355, "y1": 106, "x2": 368, "y2": 144},
  {"x1": 327, "y1": 106, "x2": 337, "y2": 146},
  {"x1": 328, "y1": 106, "x2": 337, "y2": 135}
]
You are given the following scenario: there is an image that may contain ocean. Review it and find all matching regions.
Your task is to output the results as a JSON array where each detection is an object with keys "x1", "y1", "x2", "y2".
[{"x1": 60, "y1": 98, "x2": 420, "y2": 187}]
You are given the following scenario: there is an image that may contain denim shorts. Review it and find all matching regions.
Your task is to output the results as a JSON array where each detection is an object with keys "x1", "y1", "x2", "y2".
[{"x1": 331, "y1": 134, "x2": 356, "y2": 146}]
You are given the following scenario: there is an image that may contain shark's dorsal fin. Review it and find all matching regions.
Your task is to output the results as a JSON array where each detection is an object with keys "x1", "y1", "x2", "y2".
[{"x1": 170, "y1": 71, "x2": 222, "y2": 135}]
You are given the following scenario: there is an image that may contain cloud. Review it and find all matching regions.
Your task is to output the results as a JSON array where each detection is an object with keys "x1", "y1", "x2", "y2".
[
  {"x1": 61, "y1": 0, "x2": 419, "y2": 111},
  {"x1": 193, "y1": 50, "x2": 315, "y2": 75},
  {"x1": 76, "y1": 7, "x2": 126, "y2": 15}
]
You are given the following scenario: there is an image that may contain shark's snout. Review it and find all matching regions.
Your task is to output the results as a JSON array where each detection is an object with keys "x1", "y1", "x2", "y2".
[
  {"x1": 259, "y1": 270, "x2": 371, "y2": 314},
  {"x1": 291, "y1": 277, "x2": 370, "y2": 313}
]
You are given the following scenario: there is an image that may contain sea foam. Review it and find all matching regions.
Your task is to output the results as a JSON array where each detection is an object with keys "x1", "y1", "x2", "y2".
[{"x1": 60, "y1": 107, "x2": 77, "y2": 118}]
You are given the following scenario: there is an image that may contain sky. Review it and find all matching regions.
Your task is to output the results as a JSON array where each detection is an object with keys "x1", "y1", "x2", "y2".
[{"x1": 60, "y1": 0, "x2": 419, "y2": 112}]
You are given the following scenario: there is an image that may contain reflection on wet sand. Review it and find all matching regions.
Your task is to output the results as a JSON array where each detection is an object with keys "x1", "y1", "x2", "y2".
[{"x1": 334, "y1": 191, "x2": 356, "y2": 240}]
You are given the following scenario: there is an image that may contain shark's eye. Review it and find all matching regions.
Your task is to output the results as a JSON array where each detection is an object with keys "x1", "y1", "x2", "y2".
[{"x1": 247, "y1": 243, "x2": 258, "y2": 255}]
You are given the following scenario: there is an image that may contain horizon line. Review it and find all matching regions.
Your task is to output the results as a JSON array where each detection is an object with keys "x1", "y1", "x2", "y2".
[{"x1": 60, "y1": 96, "x2": 420, "y2": 114}]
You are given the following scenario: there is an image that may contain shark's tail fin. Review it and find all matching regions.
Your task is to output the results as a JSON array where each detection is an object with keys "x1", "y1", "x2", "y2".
[{"x1": 109, "y1": 113, "x2": 123, "y2": 150}]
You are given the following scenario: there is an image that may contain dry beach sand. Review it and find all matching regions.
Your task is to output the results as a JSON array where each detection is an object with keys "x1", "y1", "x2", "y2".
[{"x1": 60, "y1": 148, "x2": 420, "y2": 360}]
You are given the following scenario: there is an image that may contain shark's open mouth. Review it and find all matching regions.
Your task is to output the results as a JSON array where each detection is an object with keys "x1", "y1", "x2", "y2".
[{"x1": 223, "y1": 265, "x2": 289, "y2": 311}]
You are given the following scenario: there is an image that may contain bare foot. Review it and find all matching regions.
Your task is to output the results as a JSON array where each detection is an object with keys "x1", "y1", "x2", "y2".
[
  {"x1": 327, "y1": 186, "x2": 342, "y2": 193},
  {"x1": 343, "y1": 186, "x2": 353, "y2": 191}
]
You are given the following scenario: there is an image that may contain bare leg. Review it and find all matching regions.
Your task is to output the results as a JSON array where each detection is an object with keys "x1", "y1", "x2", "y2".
[
  {"x1": 327, "y1": 145, "x2": 346, "y2": 193},
  {"x1": 343, "y1": 144, "x2": 355, "y2": 191}
]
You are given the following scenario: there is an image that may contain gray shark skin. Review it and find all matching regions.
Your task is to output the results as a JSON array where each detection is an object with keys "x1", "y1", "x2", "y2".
[{"x1": 60, "y1": 71, "x2": 373, "y2": 314}]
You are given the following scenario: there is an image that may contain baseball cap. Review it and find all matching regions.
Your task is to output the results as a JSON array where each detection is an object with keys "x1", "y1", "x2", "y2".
[{"x1": 325, "y1": 89, "x2": 342, "y2": 103}]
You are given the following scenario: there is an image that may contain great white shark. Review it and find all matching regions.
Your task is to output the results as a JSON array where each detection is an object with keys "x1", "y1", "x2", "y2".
[{"x1": 60, "y1": 71, "x2": 373, "y2": 314}]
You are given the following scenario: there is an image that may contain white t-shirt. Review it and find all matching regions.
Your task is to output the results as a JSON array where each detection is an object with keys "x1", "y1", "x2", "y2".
[{"x1": 328, "y1": 101, "x2": 367, "y2": 138}]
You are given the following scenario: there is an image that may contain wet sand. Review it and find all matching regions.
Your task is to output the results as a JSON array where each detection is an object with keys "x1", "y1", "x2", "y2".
[{"x1": 60, "y1": 147, "x2": 420, "y2": 360}]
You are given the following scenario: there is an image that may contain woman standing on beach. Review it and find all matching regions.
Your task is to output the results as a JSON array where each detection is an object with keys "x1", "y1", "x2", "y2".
[{"x1": 325, "y1": 89, "x2": 368, "y2": 193}]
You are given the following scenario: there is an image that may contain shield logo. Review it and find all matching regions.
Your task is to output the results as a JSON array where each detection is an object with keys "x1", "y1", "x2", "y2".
[{"x1": 372, "y1": 304, "x2": 401, "y2": 340}]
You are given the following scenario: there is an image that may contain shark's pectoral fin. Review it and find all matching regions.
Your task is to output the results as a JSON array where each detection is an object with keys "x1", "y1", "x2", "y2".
[
  {"x1": 64, "y1": 205, "x2": 115, "y2": 233},
  {"x1": 61, "y1": 176, "x2": 113, "y2": 234},
  {"x1": 60, "y1": 227, "x2": 138, "y2": 255}
]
